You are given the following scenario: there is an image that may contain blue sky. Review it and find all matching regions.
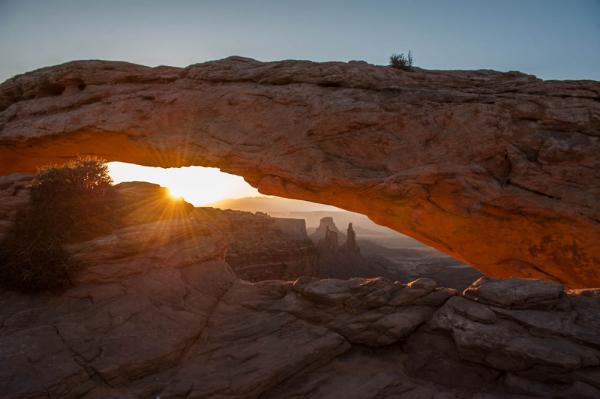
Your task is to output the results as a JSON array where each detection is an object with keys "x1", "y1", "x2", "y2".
[
  {"x1": 0, "y1": 0, "x2": 598, "y2": 206},
  {"x1": 1, "y1": 0, "x2": 599, "y2": 82}
]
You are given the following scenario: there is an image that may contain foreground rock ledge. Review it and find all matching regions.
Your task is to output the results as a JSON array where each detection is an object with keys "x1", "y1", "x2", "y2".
[
  {"x1": 0, "y1": 58, "x2": 599, "y2": 287},
  {"x1": 2, "y1": 249, "x2": 600, "y2": 398}
]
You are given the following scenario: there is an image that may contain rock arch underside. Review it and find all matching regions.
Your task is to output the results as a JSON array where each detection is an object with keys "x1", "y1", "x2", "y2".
[{"x1": 0, "y1": 57, "x2": 598, "y2": 288}]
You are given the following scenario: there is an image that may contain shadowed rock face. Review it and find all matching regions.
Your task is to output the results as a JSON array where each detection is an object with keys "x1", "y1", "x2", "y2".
[
  {"x1": 0, "y1": 57, "x2": 599, "y2": 287},
  {"x1": 1, "y1": 174, "x2": 600, "y2": 398},
  {"x1": 2, "y1": 243, "x2": 600, "y2": 398}
]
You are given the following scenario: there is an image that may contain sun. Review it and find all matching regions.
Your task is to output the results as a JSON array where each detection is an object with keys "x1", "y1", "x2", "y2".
[
  {"x1": 166, "y1": 188, "x2": 184, "y2": 200},
  {"x1": 108, "y1": 162, "x2": 262, "y2": 206}
]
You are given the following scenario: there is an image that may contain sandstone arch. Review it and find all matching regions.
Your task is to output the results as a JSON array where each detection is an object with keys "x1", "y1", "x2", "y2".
[{"x1": 0, "y1": 57, "x2": 598, "y2": 287}]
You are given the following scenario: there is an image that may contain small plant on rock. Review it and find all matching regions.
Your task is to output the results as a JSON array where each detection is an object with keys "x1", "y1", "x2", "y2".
[
  {"x1": 0, "y1": 157, "x2": 116, "y2": 292},
  {"x1": 389, "y1": 51, "x2": 414, "y2": 71}
]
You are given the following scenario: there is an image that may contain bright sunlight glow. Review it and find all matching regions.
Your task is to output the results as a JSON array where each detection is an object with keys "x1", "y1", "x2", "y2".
[
  {"x1": 166, "y1": 188, "x2": 184, "y2": 200},
  {"x1": 108, "y1": 162, "x2": 263, "y2": 206}
]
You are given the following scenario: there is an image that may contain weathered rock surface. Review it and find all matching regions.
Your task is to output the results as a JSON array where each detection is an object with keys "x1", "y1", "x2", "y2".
[
  {"x1": 1, "y1": 180, "x2": 599, "y2": 396},
  {"x1": 0, "y1": 175, "x2": 598, "y2": 397},
  {"x1": 2, "y1": 250, "x2": 600, "y2": 398},
  {"x1": 0, "y1": 176, "x2": 320, "y2": 282},
  {"x1": 311, "y1": 216, "x2": 388, "y2": 280},
  {"x1": 463, "y1": 276, "x2": 564, "y2": 308},
  {"x1": 422, "y1": 277, "x2": 600, "y2": 397},
  {"x1": 193, "y1": 207, "x2": 319, "y2": 281},
  {"x1": 0, "y1": 174, "x2": 31, "y2": 238},
  {"x1": 344, "y1": 222, "x2": 360, "y2": 253},
  {"x1": 311, "y1": 216, "x2": 345, "y2": 243},
  {"x1": 0, "y1": 263, "x2": 235, "y2": 398},
  {"x1": 0, "y1": 58, "x2": 598, "y2": 286}
]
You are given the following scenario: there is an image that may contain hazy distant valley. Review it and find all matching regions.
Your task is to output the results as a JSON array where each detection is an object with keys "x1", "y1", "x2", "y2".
[{"x1": 211, "y1": 196, "x2": 482, "y2": 290}]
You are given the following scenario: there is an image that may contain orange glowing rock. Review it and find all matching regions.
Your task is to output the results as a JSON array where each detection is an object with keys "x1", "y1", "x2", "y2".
[{"x1": 0, "y1": 58, "x2": 598, "y2": 287}]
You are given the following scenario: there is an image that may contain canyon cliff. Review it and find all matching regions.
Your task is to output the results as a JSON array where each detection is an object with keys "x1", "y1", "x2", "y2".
[
  {"x1": 194, "y1": 208, "x2": 317, "y2": 281},
  {"x1": 0, "y1": 58, "x2": 598, "y2": 286}
]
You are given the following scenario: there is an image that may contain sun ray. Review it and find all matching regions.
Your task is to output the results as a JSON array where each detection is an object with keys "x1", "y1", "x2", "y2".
[{"x1": 108, "y1": 162, "x2": 262, "y2": 206}]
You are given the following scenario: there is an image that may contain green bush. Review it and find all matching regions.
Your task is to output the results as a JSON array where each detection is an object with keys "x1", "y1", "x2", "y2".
[
  {"x1": 389, "y1": 51, "x2": 414, "y2": 71},
  {"x1": 0, "y1": 157, "x2": 116, "y2": 292}
]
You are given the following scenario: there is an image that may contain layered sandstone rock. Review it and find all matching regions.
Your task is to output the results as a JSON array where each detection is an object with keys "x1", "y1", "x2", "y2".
[
  {"x1": 2, "y1": 251, "x2": 600, "y2": 397},
  {"x1": 343, "y1": 222, "x2": 360, "y2": 253},
  {"x1": 0, "y1": 174, "x2": 31, "y2": 238},
  {"x1": 272, "y1": 217, "x2": 308, "y2": 241},
  {"x1": 1, "y1": 175, "x2": 599, "y2": 397},
  {"x1": 0, "y1": 58, "x2": 598, "y2": 286},
  {"x1": 412, "y1": 278, "x2": 600, "y2": 397},
  {"x1": 311, "y1": 216, "x2": 345, "y2": 243},
  {"x1": 0, "y1": 175, "x2": 319, "y2": 282},
  {"x1": 311, "y1": 216, "x2": 387, "y2": 279},
  {"x1": 194, "y1": 207, "x2": 318, "y2": 281}
]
